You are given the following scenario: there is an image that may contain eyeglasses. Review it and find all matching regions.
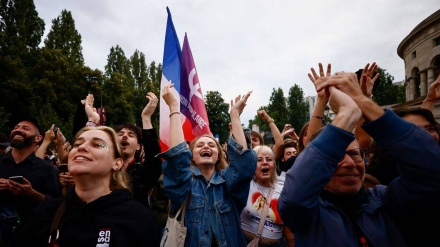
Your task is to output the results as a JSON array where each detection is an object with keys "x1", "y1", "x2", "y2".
[
  {"x1": 425, "y1": 125, "x2": 439, "y2": 135},
  {"x1": 340, "y1": 148, "x2": 366, "y2": 163}
]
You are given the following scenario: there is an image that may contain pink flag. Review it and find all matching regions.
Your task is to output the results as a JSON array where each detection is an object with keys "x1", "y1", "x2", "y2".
[{"x1": 179, "y1": 33, "x2": 211, "y2": 137}]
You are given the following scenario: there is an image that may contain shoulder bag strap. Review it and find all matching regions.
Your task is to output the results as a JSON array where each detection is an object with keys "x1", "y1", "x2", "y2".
[
  {"x1": 248, "y1": 187, "x2": 274, "y2": 246},
  {"x1": 48, "y1": 201, "x2": 67, "y2": 246},
  {"x1": 178, "y1": 194, "x2": 189, "y2": 225},
  {"x1": 167, "y1": 193, "x2": 190, "y2": 220}
]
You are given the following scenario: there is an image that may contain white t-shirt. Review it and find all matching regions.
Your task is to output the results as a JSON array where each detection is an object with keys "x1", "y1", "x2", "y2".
[{"x1": 240, "y1": 179, "x2": 284, "y2": 240}]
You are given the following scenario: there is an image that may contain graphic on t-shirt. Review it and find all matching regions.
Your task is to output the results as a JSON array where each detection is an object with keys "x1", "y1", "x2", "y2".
[{"x1": 251, "y1": 192, "x2": 282, "y2": 224}]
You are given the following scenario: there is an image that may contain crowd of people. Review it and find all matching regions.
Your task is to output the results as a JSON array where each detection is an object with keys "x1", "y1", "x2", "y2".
[{"x1": 1, "y1": 62, "x2": 440, "y2": 247}]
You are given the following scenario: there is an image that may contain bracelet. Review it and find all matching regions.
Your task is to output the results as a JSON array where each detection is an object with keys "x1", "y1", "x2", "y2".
[
  {"x1": 267, "y1": 119, "x2": 275, "y2": 124},
  {"x1": 85, "y1": 121, "x2": 98, "y2": 127},
  {"x1": 169, "y1": 111, "x2": 180, "y2": 117},
  {"x1": 312, "y1": 114, "x2": 323, "y2": 119}
]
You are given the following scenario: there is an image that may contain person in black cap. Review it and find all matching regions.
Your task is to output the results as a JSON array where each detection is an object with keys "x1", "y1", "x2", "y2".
[{"x1": 0, "y1": 116, "x2": 61, "y2": 246}]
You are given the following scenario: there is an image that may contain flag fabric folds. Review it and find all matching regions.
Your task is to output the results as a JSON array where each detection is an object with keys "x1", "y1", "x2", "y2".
[
  {"x1": 180, "y1": 33, "x2": 211, "y2": 137},
  {"x1": 159, "y1": 7, "x2": 183, "y2": 152},
  {"x1": 159, "y1": 7, "x2": 211, "y2": 152}
]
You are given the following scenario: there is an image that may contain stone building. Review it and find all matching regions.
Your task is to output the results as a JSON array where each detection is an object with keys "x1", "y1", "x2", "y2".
[{"x1": 396, "y1": 9, "x2": 440, "y2": 120}]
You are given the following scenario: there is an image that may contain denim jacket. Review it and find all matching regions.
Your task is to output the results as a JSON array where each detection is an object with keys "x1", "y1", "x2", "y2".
[{"x1": 162, "y1": 136, "x2": 257, "y2": 247}]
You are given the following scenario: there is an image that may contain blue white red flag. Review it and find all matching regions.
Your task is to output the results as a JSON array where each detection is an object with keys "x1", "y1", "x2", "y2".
[
  {"x1": 180, "y1": 33, "x2": 211, "y2": 137},
  {"x1": 159, "y1": 7, "x2": 211, "y2": 152},
  {"x1": 159, "y1": 7, "x2": 182, "y2": 152}
]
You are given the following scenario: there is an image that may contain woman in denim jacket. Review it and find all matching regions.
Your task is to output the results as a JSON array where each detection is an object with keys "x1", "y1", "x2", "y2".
[{"x1": 161, "y1": 83, "x2": 257, "y2": 247}]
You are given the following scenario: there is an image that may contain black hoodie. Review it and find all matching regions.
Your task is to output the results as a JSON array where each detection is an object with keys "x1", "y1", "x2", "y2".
[{"x1": 14, "y1": 188, "x2": 161, "y2": 247}]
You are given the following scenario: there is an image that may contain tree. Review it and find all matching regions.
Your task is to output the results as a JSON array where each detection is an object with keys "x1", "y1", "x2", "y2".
[
  {"x1": 205, "y1": 91, "x2": 230, "y2": 143},
  {"x1": 0, "y1": 0, "x2": 44, "y2": 126},
  {"x1": 130, "y1": 50, "x2": 151, "y2": 126},
  {"x1": 372, "y1": 67, "x2": 405, "y2": 106},
  {"x1": 0, "y1": 0, "x2": 44, "y2": 56},
  {"x1": 103, "y1": 45, "x2": 136, "y2": 125},
  {"x1": 287, "y1": 84, "x2": 309, "y2": 132},
  {"x1": 256, "y1": 88, "x2": 287, "y2": 133},
  {"x1": 44, "y1": 9, "x2": 84, "y2": 66}
]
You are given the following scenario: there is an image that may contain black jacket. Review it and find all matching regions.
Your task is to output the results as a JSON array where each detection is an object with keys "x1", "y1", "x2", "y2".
[
  {"x1": 127, "y1": 128, "x2": 162, "y2": 207},
  {"x1": 14, "y1": 188, "x2": 161, "y2": 247}
]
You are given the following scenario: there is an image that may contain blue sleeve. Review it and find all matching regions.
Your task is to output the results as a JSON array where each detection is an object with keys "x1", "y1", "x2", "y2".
[
  {"x1": 222, "y1": 136, "x2": 257, "y2": 212},
  {"x1": 362, "y1": 110, "x2": 440, "y2": 209},
  {"x1": 278, "y1": 124, "x2": 355, "y2": 232},
  {"x1": 161, "y1": 142, "x2": 193, "y2": 212}
]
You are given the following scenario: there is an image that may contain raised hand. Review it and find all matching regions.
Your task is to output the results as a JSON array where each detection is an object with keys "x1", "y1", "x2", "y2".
[
  {"x1": 230, "y1": 91, "x2": 252, "y2": 149},
  {"x1": 142, "y1": 92, "x2": 159, "y2": 118},
  {"x1": 162, "y1": 82, "x2": 179, "y2": 112},
  {"x1": 359, "y1": 62, "x2": 380, "y2": 98},
  {"x1": 422, "y1": 74, "x2": 440, "y2": 111},
  {"x1": 82, "y1": 94, "x2": 100, "y2": 124},
  {"x1": 308, "y1": 63, "x2": 331, "y2": 99},
  {"x1": 317, "y1": 72, "x2": 364, "y2": 100},
  {"x1": 142, "y1": 92, "x2": 159, "y2": 129},
  {"x1": 257, "y1": 110, "x2": 272, "y2": 122},
  {"x1": 230, "y1": 91, "x2": 252, "y2": 116}
]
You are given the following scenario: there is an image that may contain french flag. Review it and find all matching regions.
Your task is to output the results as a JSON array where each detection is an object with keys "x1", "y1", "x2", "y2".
[{"x1": 159, "y1": 7, "x2": 211, "y2": 152}]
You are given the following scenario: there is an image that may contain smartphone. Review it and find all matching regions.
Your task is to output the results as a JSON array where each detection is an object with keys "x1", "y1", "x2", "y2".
[
  {"x1": 58, "y1": 164, "x2": 68, "y2": 173},
  {"x1": 9, "y1": 176, "x2": 24, "y2": 184},
  {"x1": 53, "y1": 125, "x2": 59, "y2": 140}
]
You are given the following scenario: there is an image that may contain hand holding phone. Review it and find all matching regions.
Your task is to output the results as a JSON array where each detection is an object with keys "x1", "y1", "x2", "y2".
[{"x1": 9, "y1": 176, "x2": 24, "y2": 184}]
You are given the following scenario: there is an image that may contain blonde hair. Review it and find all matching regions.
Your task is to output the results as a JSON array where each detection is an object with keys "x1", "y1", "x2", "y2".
[
  {"x1": 189, "y1": 134, "x2": 228, "y2": 171},
  {"x1": 253, "y1": 145, "x2": 278, "y2": 184},
  {"x1": 73, "y1": 126, "x2": 130, "y2": 191}
]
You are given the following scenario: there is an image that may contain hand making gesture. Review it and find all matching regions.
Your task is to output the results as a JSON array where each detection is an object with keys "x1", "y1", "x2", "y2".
[
  {"x1": 141, "y1": 92, "x2": 159, "y2": 129},
  {"x1": 359, "y1": 62, "x2": 380, "y2": 98}
]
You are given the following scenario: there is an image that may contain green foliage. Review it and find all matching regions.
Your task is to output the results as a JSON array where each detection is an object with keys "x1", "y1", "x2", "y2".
[
  {"x1": 44, "y1": 9, "x2": 84, "y2": 66},
  {"x1": 287, "y1": 84, "x2": 309, "y2": 132},
  {"x1": 205, "y1": 91, "x2": 230, "y2": 143},
  {"x1": 267, "y1": 88, "x2": 288, "y2": 131},
  {"x1": 248, "y1": 85, "x2": 308, "y2": 136},
  {"x1": 372, "y1": 67, "x2": 405, "y2": 106},
  {"x1": 0, "y1": 107, "x2": 11, "y2": 134}
]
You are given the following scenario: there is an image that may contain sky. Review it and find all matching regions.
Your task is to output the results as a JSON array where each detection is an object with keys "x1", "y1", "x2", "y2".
[{"x1": 34, "y1": 0, "x2": 439, "y2": 125}]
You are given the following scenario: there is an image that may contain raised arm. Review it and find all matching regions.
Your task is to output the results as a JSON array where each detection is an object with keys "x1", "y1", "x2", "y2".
[
  {"x1": 306, "y1": 63, "x2": 331, "y2": 146},
  {"x1": 35, "y1": 125, "x2": 56, "y2": 159},
  {"x1": 279, "y1": 83, "x2": 361, "y2": 232},
  {"x1": 161, "y1": 83, "x2": 184, "y2": 148},
  {"x1": 141, "y1": 92, "x2": 158, "y2": 129},
  {"x1": 355, "y1": 62, "x2": 380, "y2": 149},
  {"x1": 257, "y1": 110, "x2": 283, "y2": 159},
  {"x1": 421, "y1": 74, "x2": 440, "y2": 112},
  {"x1": 230, "y1": 91, "x2": 252, "y2": 149},
  {"x1": 140, "y1": 92, "x2": 162, "y2": 194},
  {"x1": 82, "y1": 94, "x2": 100, "y2": 127}
]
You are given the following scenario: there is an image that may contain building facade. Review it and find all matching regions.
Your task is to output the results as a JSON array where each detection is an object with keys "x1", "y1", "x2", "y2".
[{"x1": 396, "y1": 9, "x2": 440, "y2": 119}]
